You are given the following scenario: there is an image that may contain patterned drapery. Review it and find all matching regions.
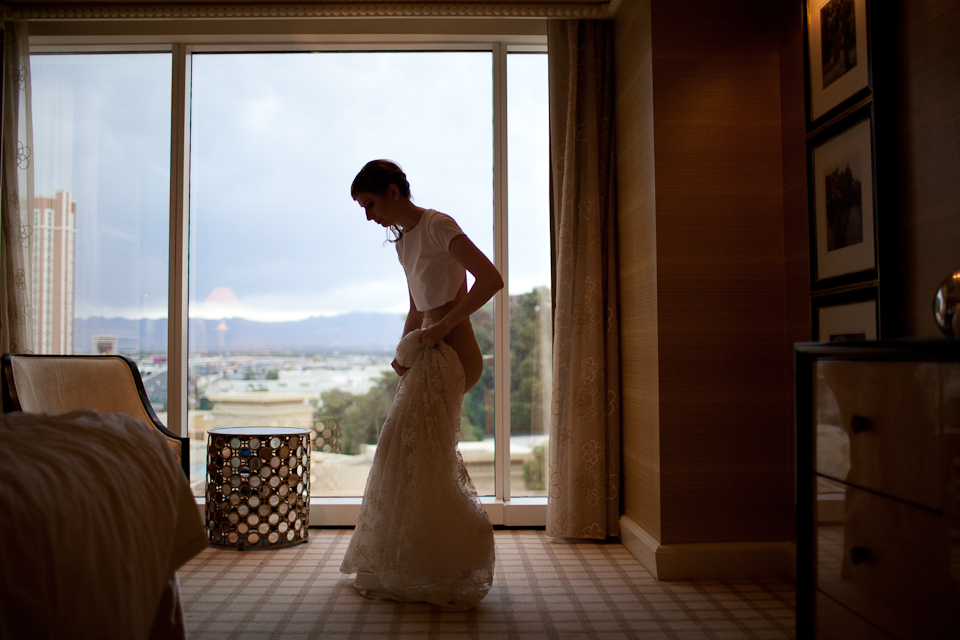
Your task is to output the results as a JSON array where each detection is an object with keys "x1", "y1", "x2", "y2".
[
  {"x1": 0, "y1": 22, "x2": 34, "y2": 354},
  {"x1": 546, "y1": 19, "x2": 620, "y2": 540}
]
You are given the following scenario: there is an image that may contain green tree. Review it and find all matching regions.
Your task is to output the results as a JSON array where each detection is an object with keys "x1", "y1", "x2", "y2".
[
  {"x1": 318, "y1": 372, "x2": 399, "y2": 455},
  {"x1": 462, "y1": 290, "x2": 550, "y2": 441},
  {"x1": 347, "y1": 371, "x2": 397, "y2": 444},
  {"x1": 458, "y1": 406, "x2": 479, "y2": 442},
  {"x1": 316, "y1": 388, "x2": 359, "y2": 454},
  {"x1": 318, "y1": 288, "x2": 549, "y2": 452},
  {"x1": 464, "y1": 302, "x2": 494, "y2": 441},
  {"x1": 509, "y1": 289, "x2": 541, "y2": 435},
  {"x1": 510, "y1": 286, "x2": 552, "y2": 437},
  {"x1": 522, "y1": 443, "x2": 546, "y2": 491}
]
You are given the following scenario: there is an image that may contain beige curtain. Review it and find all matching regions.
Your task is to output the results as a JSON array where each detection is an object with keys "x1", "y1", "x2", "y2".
[
  {"x1": 546, "y1": 19, "x2": 619, "y2": 540},
  {"x1": 0, "y1": 21, "x2": 34, "y2": 354}
]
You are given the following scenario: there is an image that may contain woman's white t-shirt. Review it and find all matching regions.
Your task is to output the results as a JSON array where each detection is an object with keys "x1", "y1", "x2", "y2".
[{"x1": 397, "y1": 209, "x2": 466, "y2": 311}]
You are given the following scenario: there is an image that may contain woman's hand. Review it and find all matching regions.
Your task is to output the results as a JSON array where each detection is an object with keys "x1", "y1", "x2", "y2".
[
  {"x1": 420, "y1": 319, "x2": 450, "y2": 349},
  {"x1": 391, "y1": 358, "x2": 409, "y2": 376}
]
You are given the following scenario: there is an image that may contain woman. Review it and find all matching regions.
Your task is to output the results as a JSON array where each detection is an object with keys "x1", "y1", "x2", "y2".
[{"x1": 339, "y1": 160, "x2": 502, "y2": 609}]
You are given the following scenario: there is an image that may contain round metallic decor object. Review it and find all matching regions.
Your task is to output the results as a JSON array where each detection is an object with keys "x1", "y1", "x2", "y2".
[
  {"x1": 934, "y1": 271, "x2": 960, "y2": 337},
  {"x1": 205, "y1": 427, "x2": 311, "y2": 550}
]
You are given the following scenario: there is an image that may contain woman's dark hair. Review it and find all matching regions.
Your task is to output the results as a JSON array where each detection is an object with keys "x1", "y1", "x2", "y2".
[{"x1": 351, "y1": 160, "x2": 412, "y2": 243}]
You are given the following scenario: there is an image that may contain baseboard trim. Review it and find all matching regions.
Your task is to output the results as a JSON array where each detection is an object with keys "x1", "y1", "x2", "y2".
[
  {"x1": 619, "y1": 513, "x2": 661, "y2": 577},
  {"x1": 619, "y1": 515, "x2": 796, "y2": 581}
]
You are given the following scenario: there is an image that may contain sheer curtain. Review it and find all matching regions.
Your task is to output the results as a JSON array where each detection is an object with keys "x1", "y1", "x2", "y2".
[
  {"x1": 546, "y1": 19, "x2": 620, "y2": 540},
  {"x1": 0, "y1": 22, "x2": 34, "y2": 354}
]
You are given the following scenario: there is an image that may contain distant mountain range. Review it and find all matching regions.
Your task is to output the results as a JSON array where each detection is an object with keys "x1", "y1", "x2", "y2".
[{"x1": 74, "y1": 313, "x2": 407, "y2": 355}]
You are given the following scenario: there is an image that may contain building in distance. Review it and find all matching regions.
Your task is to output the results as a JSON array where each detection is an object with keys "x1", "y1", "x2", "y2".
[{"x1": 32, "y1": 189, "x2": 76, "y2": 355}]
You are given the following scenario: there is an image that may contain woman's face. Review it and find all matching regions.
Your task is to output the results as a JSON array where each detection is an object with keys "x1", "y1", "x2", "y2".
[{"x1": 354, "y1": 188, "x2": 397, "y2": 228}]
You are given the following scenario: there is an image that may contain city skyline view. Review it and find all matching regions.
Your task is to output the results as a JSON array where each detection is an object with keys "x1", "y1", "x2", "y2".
[{"x1": 30, "y1": 51, "x2": 549, "y2": 325}]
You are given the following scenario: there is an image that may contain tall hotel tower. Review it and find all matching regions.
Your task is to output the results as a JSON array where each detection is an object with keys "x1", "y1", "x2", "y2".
[{"x1": 32, "y1": 189, "x2": 76, "y2": 354}]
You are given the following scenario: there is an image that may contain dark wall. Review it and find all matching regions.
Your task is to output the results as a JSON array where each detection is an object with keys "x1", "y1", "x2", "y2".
[
  {"x1": 618, "y1": 0, "x2": 956, "y2": 550},
  {"x1": 615, "y1": 0, "x2": 662, "y2": 540},
  {"x1": 650, "y1": 0, "x2": 792, "y2": 545},
  {"x1": 780, "y1": 0, "x2": 810, "y2": 542},
  {"x1": 873, "y1": 0, "x2": 960, "y2": 338},
  {"x1": 774, "y1": 0, "x2": 960, "y2": 546}
]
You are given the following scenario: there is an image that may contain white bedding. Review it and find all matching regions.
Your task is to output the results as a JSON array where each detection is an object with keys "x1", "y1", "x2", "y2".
[{"x1": 0, "y1": 410, "x2": 207, "y2": 640}]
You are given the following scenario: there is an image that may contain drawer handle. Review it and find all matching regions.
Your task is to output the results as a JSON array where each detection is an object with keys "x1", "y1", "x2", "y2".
[
  {"x1": 850, "y1": 546, "x2": 872, "y2": 565},
  {"x1": 850, "y1": 415, "x2": 871, "y2": 433}
]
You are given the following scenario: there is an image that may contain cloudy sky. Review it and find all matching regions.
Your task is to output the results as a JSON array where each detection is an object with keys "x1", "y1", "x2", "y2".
[{"x1": 30, "y1": 50, "x2": 549, "y2": 323}]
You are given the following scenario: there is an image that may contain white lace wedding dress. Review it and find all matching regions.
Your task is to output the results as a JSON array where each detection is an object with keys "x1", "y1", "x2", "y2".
[{"x1": 340, "y1": 329, "x2": 495, "y2": 609}]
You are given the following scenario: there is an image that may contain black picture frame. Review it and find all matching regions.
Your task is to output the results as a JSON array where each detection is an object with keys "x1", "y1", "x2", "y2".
[
  {"x1": 807, "y1": 104, "x2": 877, "y2": 290},
  {"x1": 811, "y1": 286, "x2": 879, "y2": 341},
  {"x1": 804, "y1": 0, "x2": 872, "y2": 129}
]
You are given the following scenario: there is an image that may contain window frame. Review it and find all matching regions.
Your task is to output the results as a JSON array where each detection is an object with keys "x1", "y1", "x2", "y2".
[{"x1": 29, "y1": 29, "x2": 548, "y2": 527}]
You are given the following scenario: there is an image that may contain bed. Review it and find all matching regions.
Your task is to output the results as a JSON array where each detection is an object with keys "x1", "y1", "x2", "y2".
[{"x1": 0, "y1": 409, "x2": 208, "y2": 640}]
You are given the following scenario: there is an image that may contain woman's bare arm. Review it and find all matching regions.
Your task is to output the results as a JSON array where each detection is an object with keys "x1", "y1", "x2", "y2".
[{"x1": 419, "y1": 234, "x2": 504, "y2": 348}]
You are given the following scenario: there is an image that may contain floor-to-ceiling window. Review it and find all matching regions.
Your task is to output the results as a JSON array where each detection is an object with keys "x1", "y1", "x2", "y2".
[
  {"x1": 506, "y1": 52, "x2": 551, "y2": 498},
  {"x1": 187, "y1": 51, "x2": 496, "y2": 498},
  {"x1": 29, "y1": 53, "x2": 172, "y2": 412},
  {"x1": 27, "y1": 39, "x2": 549, "y2": 523}
]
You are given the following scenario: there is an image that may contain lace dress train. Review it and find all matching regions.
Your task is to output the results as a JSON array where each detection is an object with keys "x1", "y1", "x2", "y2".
[{"x1": 340, "y1": 329, "x2": 495, "y2": 609}]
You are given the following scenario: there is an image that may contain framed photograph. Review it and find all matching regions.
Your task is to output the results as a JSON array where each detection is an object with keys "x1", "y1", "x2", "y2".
[
  {"x1": 812, "y1": 287, "x2": 879, "y2": 342},
  {"x1": 809, "y1": 107, "x2": 876, "y2": 289},
  {"x1": 806, "y1": 0, "x2": 871, "y2": 125}
]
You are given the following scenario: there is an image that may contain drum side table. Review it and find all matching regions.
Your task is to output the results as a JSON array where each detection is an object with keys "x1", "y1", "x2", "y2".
[{"x1": 206, "y1": 426, "x2": 311, "y2": 550}]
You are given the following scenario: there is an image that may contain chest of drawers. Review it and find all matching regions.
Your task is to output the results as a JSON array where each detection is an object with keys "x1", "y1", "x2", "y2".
[{"x1": 796, "y1": 341, "x2": 960, "y2": 639}]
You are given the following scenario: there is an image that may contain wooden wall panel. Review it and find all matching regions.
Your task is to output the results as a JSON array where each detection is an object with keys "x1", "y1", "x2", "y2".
[
  {"x1": 650, "y1": 0, "x2": 792, "y2": 544},
  {"x1": 780, "y1": 0, "x2": 810, "y2": 542},
  {"x1": 614, "y1": 0, "x2": 661, "y2": 540}
]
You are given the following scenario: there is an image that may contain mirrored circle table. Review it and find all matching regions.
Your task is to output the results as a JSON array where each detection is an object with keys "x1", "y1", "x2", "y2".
[{"x1": 205, "y1": 426, "x2": 311, "y2": 550}]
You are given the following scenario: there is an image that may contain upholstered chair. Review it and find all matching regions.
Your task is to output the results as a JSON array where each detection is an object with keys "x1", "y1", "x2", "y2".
[{"x1": 0, "y1": 354, "x2": 189, "y2": 478}]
